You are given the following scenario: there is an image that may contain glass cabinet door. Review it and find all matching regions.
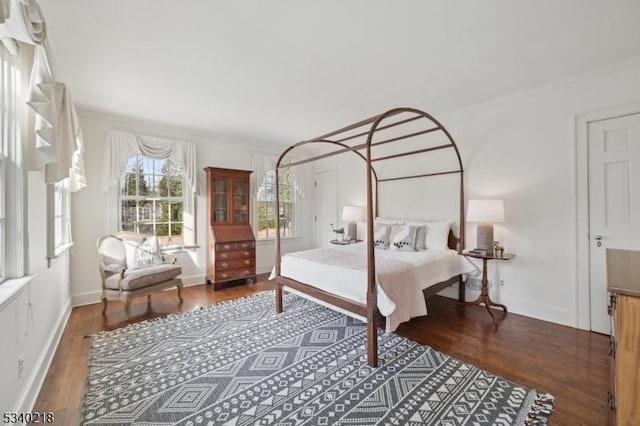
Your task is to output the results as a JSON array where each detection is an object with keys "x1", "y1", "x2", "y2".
[
  {"x1": 233, "y1": 179, "x2": 249, "y2": 223},
  {"x1": 213, "y1": 177, "x2": 228, "y2": 223}
]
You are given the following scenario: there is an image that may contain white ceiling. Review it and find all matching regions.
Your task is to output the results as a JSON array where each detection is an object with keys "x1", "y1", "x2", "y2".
[{"x1": 39, "y1": 0, "x2": 640, "y2": 145}]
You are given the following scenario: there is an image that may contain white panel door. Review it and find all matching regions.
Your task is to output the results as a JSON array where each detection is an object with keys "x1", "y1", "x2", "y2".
[
  {"x1": 588, "y1": 113, "x2": 640, "y2": 334},
  {"x1": 314, "y1": 170, "x2": 337, "y2": 248}
]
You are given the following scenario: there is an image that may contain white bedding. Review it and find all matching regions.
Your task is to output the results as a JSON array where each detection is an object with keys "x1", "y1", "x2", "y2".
[{"x1": 272, "y1": 243, "x2": 475, "y2": 332}]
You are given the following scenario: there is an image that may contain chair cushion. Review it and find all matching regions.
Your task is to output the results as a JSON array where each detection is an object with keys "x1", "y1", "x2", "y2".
[{"x1": 105, "y1": 263, "x2": 182, "y2": 291}]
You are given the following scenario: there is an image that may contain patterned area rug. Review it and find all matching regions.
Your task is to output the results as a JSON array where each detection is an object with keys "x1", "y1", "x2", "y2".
[{"x1": 82, "y1": 292, "x2": 554, "y2": 425}]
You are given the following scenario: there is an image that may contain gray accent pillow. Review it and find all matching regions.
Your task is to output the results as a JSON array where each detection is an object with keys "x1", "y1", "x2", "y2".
[{"x1": 414, "y1": 225, "x2": 427, "y2": 250}]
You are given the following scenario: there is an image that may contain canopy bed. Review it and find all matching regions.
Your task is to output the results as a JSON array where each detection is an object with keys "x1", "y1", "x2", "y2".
[{"x1": 273, "y1": 107, "x2": 467, "y2": 367}]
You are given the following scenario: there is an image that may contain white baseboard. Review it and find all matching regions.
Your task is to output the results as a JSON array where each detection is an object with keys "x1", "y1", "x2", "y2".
[
  {"x1": 14, "y1": 298, "x2": 72, "y2": 413},
  {"x1": 72, "y1": 274, "x2": 206, "y2": 307},
  {"x1": 437, "y1": 284, "x2": 574, "y2": 327}
]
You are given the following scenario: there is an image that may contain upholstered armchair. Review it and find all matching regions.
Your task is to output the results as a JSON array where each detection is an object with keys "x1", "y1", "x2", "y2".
[{"x1": 97, "y1": 231, "x2": 183, "y2": 317}]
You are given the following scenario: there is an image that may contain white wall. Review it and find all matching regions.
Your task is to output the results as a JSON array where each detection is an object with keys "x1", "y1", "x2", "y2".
[
  {"x1": 70, "y1": 110, "x2": 315, "y2": 305},
  {"x1": 315, "y1": 59, "x2": 640, "y2": 328},
  {"x1": 0, "y1": 170, "x2": 72, "y2": 412}
]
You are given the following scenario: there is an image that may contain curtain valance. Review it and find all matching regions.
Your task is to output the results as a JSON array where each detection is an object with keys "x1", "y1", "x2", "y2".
[
  {"x1": 252, "y1": 151, "x2": 305, "y2": 199},
  {"x1": 1, "y1": 0, "x2": 86, "y2": 191},
  {"x1": 101, "y1": 130, "x2": 197, "y2": 195}
]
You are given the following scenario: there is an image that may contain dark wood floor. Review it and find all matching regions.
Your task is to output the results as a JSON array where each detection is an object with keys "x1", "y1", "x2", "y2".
[{"x1": 33, "y1": 281, "x2": 609, "y2": 425}]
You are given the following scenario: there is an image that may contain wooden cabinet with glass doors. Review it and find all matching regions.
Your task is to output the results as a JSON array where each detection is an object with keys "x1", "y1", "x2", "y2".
[{"x1": 205, "y1": 167, "x2": 256, "y2": 290}]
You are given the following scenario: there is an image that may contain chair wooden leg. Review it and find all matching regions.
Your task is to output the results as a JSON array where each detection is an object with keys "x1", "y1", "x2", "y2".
[
  {"x1": 124, "y1": 299, "x2": 132, "y2": 318},
  {"x1": 177, "y1": 283, "x2": 184, "y2": 303},
  {"x1": 101, "y1": 294, "x2": 108, "y2": 315}
]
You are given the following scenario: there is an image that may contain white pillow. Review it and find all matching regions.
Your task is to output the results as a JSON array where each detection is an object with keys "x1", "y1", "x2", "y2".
[
  {"x1": 375, "y1": 217, "x2": 405, "y2": 226},
  {"x1": 124, "y1": 236, "x2": 162, "y2": 269},
  {"x1": 373, "y1": 225, "x2": 392, "y2": 249},
  {"x1": 390, "y1": 224, "x2": 418, "y2": 251},
  {"x1": 425, "y1": 221, "x2": 451, "y2": 250}
]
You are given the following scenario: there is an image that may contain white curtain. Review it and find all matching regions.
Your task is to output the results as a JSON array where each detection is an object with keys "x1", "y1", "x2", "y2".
[
  {"x1": 101, "y1": 130, "x2": 198, "y2": 243},
  {"x1": 252, "y1": 151, "x2": 306, "y2": 199},
  {"x1": 0, "y1": 0, "x2": 86, "y2": 191},
  {"x1": 252, "y1": 152, "x2": 276, "y2": 199},
  {"x1": 27, "y1": 46, "x2": 85, "y2": 190},
  {"x1": 101, "y1": 130, "x2": 197, "y2": 195}
]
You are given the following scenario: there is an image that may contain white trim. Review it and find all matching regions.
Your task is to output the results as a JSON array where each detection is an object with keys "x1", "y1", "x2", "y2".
[
  {"x1": 14, "y1": 298, "x2": 71, "y2": 413},
  {"x1": 0, "y1": 274, "x2": 36, "y2": 309},
  {"x1": 77, "y1": 106, "x2": 290, "y2": 150},
  {"x1": 575, "y1": 103, "x2": 640, "y2": 331},
  {"x1": 439, "y1": 56, "x2": 640, "y2": 127},
  {"x1": 71, "y1": 274, "x2": 205, "y2": 307}
]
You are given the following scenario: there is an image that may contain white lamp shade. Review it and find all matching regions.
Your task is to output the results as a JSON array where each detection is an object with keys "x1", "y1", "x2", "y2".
[
  {"x1": 342, "y1": 205, "x2": 364, "y2": 222},
  {"x1": 466, "y1": 199, "x2": 505, "y2": 223}
]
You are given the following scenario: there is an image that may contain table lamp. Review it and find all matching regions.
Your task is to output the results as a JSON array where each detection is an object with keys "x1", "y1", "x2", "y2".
[
  {"x1": 342, "y1": 206, "x2": 364, "y2": 241},
  {"x1": 467, "y1": 199, "x2": 505, "y2": 251}
]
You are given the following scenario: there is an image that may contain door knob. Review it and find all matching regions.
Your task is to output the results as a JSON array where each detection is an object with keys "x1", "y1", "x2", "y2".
[{"x1": 594, "y1": 235, "x2": 604, "y2": 247}]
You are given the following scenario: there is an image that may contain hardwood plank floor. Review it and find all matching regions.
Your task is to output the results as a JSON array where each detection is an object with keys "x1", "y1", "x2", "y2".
[{"x1": 33, "y1": 281, "x2": 609, "y2": 425}]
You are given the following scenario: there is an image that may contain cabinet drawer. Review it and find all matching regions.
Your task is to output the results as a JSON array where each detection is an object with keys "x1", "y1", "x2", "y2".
[
  {"x1": 217, "y1": 249, "x2": 254, "y2": 260},
  {"x1": 216, "y1": 258, "x2": 254, "y2": 270},
  {"x1": 216, "y1": 241, "x2": 255, "y2": 252},
  {"x1": 215, "y1": 267, "x2": 255, "y2": 282},
  {"x1": 237, "y1": 240, "x2": 255, "y2": 250}
]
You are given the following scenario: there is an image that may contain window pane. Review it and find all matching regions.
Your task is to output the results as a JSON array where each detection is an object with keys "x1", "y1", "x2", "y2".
[
  {"x1": 119, "y1": 155, "x2": 186, "y2": 246},
  {"x1": 121, "y1": 200, "x2": 137, "y2": 224},
  {"x1": 255, "y1": 171, "x2": 297, "y2": 239}
]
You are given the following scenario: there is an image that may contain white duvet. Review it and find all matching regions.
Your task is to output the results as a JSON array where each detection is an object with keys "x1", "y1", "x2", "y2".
[{"x1": 272, "y1": 243, "x2": 475, "y2": 332}]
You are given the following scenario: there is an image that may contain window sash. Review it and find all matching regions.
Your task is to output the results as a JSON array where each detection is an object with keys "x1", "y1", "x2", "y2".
[
  {"x1": 0, "y1": 157, "x2": 5, "y2": 283},
  {"x1": 256, "y1": 170, "x2": 297, "y2": 240},
  {"x1": 118, "y1": 156, "x2": 186, "y2": 247}
]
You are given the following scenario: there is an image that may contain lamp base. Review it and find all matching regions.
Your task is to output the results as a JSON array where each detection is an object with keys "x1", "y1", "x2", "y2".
[
  {"x1": 476, "y1": 223, "x2": 494, "y2": 252},
  {"x1": 346, "y1": 221, "x2": 357, "y2": 241}
]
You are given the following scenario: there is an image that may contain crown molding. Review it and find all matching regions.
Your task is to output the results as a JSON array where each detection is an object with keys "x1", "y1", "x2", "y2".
[
  {"x1": 439, "y1": 55, "x2": 640, "y2": 126},
  {"x1": 76, "y1": 105, "x2": 291, "y2": 151}
]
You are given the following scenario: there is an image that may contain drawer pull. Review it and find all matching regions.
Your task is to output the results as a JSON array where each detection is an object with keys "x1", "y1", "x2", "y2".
[
  {"x1": 221, "y1": 253, "x2": 228, "y2": 259},
  {"x1": 241, "y1": 243, "x2": 249, "y2": 248},
  {"x1": 244, "y1": 251, "x2": 250, "y2": 256},
  {"x1": 224, "y1": 244, "x2": 231, "y2": 250},
  {"x1": 221, "y1": 262, "x2": 228, "y2": 268},
  {"x1": 244, "y1": 260, "x2": 251, "y2": 265},
  {"x1": 221, "y1": 273, "x2": 228, "y2": 279},
  {"x1": 244, "y1": 270, "x2": 250, "y2": 275}
]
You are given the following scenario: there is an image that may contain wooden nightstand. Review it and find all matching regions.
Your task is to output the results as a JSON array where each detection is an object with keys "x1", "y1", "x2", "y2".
[{"x1": 461, "y1": 251, "x2": 515, "y2": 326}]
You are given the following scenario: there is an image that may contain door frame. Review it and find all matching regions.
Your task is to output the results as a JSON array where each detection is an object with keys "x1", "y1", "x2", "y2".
[
  {"x1": 313, "y1": 167, "x2": 337, "y2": 247},
  {"x1": 575, "y1": 103, "x2": 640, "y2": 330}
]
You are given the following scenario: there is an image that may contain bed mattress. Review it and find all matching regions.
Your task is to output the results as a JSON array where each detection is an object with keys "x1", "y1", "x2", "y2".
[{"x1": 273, "y1": 243, "x2": 475, "y2": 332}]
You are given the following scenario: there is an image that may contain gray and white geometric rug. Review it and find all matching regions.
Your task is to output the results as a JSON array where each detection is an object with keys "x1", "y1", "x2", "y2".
[{"x1": 82, "y1": 292, "x2": 554, "y2": 425}]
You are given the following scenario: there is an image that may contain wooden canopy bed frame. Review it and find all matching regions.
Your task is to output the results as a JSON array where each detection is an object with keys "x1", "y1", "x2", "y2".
[{"x1": 273, "y1": 107, "x2": 465, "y2": 367}]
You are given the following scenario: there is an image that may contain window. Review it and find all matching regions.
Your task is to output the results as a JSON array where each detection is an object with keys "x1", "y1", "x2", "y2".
[
  {"x1": 46, "y1": 178, "x2": 72, "y2": 263},
  {"x1": 120, "y1": 155, "x2": 184, "y2": 247},
  {"x1": 256, "y1": 170, "x2": 296, "y2": 239},
  {"x1": 0, "y1": 157, "x2": 5, "y2": 283},
  {"x1": 54, "y1": 178, "x2": 70, "y2": 247},
  {"x1": 0, "y1": 42, "x2": 27, "y2": 281}
]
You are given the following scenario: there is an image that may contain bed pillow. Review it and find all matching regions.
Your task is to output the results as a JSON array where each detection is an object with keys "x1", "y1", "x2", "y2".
[
  {"x1": 390, "y1": 224, "x2": 418, "y2": 251},
  {"x1": 373, "y1": 225, "x2": 392, "y2": 249},
  {"x1": 375, "y1": 217, "x2": 405, "y2": 226},
  {"x1": 124, "y1": 236, "x2": 162, "y2": 269},
  {"x1": 425, "y1": 221, "x2": 451, "y2": 250},
  {"x1": 414, "y1": 225, "x2": 428, "y2": 250},
  {"x1": 405, "y1": 221, "x2": 428, "y2": 250}
]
